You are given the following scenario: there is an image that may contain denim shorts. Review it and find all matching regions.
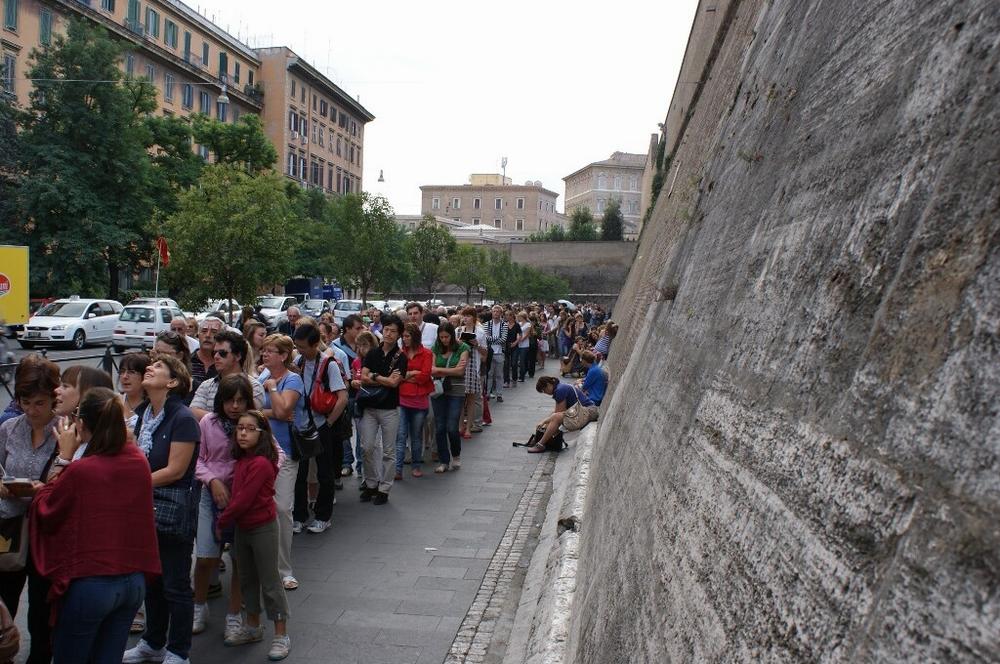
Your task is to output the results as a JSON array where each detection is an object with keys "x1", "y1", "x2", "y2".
[{"x1": 195, "y1": 489, "x2": 222, "y2": 559}]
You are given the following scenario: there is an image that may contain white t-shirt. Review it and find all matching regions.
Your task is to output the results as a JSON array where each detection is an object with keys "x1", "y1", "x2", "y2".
[{"x1": 517, "y1": 322, "x2": 531, "y2": 349}]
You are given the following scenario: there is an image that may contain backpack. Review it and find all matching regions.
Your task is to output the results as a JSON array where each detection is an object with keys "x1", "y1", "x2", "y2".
[
  {"x1": 298, "y1": 355, "x2": 338, "y2": 414},
  {"x1": 512, "y1": 425, "x2": 567, "y2": 452}
]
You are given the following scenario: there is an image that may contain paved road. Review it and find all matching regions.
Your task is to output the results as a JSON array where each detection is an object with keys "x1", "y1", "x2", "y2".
[{"x1": 13, "y1": 368, "x2": 557, "y2": 663}]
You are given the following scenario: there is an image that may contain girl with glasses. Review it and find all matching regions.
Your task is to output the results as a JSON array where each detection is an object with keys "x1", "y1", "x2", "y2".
[{"x1": 215, "y1": 411, "x2": 291, "y2": 660}]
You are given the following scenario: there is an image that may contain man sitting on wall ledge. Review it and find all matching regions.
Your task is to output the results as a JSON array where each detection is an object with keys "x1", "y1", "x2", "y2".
[{"x1": 528, "y1": 376, "x2": 599, "y2": 452}]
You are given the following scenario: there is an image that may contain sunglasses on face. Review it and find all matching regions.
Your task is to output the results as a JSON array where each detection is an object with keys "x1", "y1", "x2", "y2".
[
  {"x1": 213, "y1": 349, "x2": 230, "y2": 358},
  {"x1": 157, "y1": 331, "x2": 181, "y2": 341}
]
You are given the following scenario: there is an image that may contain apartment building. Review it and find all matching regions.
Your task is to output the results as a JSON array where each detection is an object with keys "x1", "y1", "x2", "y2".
[
  {"x1": 1, "y1": 3, "x2": 373, "y2": 190},
  {"x1": 256, "y1": 46, "x2": 373, "y2": 195},
  {"x1": 419, "y1": 174, "x2": 564, "y2": 237},
  {"x1": 2, "y1": 0, "x2": 264, "y2": 134},
  {"x1": 563, "y1": 151, "x2": 646, "y2": 238}
]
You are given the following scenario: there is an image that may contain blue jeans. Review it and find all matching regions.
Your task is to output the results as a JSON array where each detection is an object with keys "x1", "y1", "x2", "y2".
[
  {"x1": 431, "y1": 395, "x2": 463, "y2": 465},
  {"x1": 515, "y1": 347, "x2": 529, "y2": 381},
  {"x1": 144, "y1": 534, "x2": 194, "y2": 659},
  {"x1": 396, "y1": 405, "x2": 428, "y2": 472},
  {"x1": 53, "y1": 572, "x2": 145, "y2": 664}
]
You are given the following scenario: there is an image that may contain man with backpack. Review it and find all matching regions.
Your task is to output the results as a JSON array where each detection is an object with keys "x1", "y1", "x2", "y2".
[{"x1": 291, "y1": 324, "x2": 349, "y2": 533}]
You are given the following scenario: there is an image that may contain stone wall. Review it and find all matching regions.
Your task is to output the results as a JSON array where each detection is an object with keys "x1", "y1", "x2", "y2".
[
  {"x1": 568, "y1": 0, "x2": 1000, "y2": 662},
  {"x1": 508, "y1": 241, "x2": 638, "y2": 305}
]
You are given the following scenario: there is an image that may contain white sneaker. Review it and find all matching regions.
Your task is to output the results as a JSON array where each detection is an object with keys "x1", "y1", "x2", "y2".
[
  {"x1": 192, "y1": 602, "x2": 208, "y2": 635},
  {"x1": 292, "y1": 520, "x2": 303, "y2": 534},
  {"x1": 224, "y1": 613, "x2": 243, "y2": 641},
  {"x1": 163, "y1": 653, "x2": 190, "y2": 664},
  {"x1": 450, "y1": 458, "x2": 462, "y2": 470},
  {"x1": 268, "y1": 634, "x2": 292, "y2": 661},
  {"x1": 122, "y1": 640, "x2": 166, "y2": 663},
  {"x1": 306, "y1": 519, "x2": 331, "y2": 534},
  {"x1": 224, "y1": 623, "x2": 264, "y2": 646}
]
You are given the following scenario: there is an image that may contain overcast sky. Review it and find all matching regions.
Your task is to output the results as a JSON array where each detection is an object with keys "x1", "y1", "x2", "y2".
[{"x1": 203, "y1": 0, "x2": 699, "y2": 214}]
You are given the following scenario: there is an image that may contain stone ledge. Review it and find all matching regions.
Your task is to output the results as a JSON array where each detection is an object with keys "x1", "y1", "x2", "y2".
[{"x1": 503, "y1": 425, "x2": 598, "y2": 664}]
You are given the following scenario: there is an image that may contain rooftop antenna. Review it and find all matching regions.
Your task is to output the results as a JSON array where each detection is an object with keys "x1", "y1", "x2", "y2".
[{"x1": 501, "y1": 157, "x2": 508, "y2": 184}]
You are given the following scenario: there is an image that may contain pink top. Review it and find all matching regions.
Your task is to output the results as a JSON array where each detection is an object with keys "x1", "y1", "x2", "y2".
[{"x1": 195, "y1": 413, "x2": 237, "y2": 488}]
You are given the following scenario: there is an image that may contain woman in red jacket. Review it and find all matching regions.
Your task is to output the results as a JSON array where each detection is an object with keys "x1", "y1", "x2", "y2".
[
  {"x1": 216, "y1": 410, "x2": 290, "y2": 660},
  {"x1": 395, "y1": 323, "x2": 434, "y2": 479},
  {"x1": 30, "y1": 387, "x2": 160, "y2": 663}
]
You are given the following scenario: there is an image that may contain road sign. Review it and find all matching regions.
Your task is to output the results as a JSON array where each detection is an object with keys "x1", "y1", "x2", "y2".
[{"x1": 0, "y1": 246, "x2": 29, "y2": 325}]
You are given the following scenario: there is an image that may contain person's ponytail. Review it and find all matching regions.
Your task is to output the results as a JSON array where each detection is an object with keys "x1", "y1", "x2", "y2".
[{"x1": 79, "y1": 387, "x2": 127, "y2": 457}]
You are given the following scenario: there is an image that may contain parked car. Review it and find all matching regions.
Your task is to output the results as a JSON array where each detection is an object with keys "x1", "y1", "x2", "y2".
[
  {"x1": 195, "y1": 299, "x2": 242, "y2": 324},
  {"x1": 383, "y1": 299, "x2": 407, "y2": 313},
  {"x1": 332, "y1": 299, "x2": 364, "y2": 325},
  {"x1": 256, "y1": 295, "x2": 298, "y2": 331},
  {"x1": 300, "y1": 298, "x2": 332, "y2": 319},
  {"x1": 18, "y1": 297, "x2": 123, "y2": 350},
  {"x1": 113, "y1": 298, "x2": 185, "y2": 352}
]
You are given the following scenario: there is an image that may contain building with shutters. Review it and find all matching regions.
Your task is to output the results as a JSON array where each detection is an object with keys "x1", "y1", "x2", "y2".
[{"x1": 0, "y1": 0, "x2": 372, "y2": 190}]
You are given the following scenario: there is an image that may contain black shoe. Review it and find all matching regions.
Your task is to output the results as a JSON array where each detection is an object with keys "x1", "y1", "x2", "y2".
[
  {"x1": 496, "y1": 395, "x2": 504, "y2": 403},
  {"x1": 372, "y1": 491, "x2": 389, "y2": 505},
  {"x1": 360, "y1": 487, "x2": 376, "y2": 502}
]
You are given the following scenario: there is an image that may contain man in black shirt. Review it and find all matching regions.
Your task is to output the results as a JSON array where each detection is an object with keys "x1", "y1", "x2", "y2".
[{"x1": 358, "y1": 314, "x2": 407, "y2": 505}]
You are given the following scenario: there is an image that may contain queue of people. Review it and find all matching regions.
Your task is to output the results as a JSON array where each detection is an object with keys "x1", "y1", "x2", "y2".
[{"x1": 0, "y1": 298, "x2": 606, "y2": 664}]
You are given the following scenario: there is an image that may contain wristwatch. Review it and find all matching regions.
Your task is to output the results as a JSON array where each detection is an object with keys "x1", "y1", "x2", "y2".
[{"x1": 53, "y1": 456, "x2": 73, "y2": 468}]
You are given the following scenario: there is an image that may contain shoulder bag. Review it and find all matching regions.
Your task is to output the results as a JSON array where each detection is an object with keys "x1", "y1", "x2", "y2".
[
  {"x1": 152, "y1": 482, "x2": 202, "y2": 540},
  {"x1": 562, "y1": 386, "x2": 600, "y2": 432},
  {"x1": 432, "y1": 348, "x2": 462, "y2": 399},
  {"x1": 356, "y1": 350, "x2": 402, "y2": 409}
]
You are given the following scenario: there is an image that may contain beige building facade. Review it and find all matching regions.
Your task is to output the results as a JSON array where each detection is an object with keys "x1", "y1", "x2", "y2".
[
  {"x1": 420, "y1": 175, "x2": 563, "y2": 237},
  {"x1": 2, "y1": 0, "x2": 264, "y2": 135},
  {"x1": 1, "y1": 1, "x2": 371, "y2": 191},
  {"x1": 563, "y1": 151, "x2": 646, "y2": 238},
  {"x1": 256, "y1": 46, "x2": 373, "y2": 195}
]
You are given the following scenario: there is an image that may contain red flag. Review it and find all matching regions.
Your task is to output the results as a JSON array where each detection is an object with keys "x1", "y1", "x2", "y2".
[{"x1": 156, "y1": 236, "x2": 170, "y2": 268}]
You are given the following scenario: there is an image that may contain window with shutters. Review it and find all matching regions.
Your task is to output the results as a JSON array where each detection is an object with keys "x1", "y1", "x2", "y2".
[{"x1": 40, "y1": 9, "x2": 52, "y2": 45}]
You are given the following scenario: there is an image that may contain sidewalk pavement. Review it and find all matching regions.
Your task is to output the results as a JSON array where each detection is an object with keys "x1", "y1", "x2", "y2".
[{"x1": 146, "y1": 373, "x2": 552, "y2": 664}]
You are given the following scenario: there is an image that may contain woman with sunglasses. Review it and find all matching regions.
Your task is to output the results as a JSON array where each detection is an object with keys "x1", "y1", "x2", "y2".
[
  {"x1": 0, "y1": 354, "x2": 60, "y2": 664},
  {"x1": 151, "y1": 331, "x2": 193, "y2": 372}
]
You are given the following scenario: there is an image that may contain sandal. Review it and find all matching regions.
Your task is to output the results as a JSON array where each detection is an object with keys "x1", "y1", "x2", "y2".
[
  {"x1": 526, "y1": 443, "x2": 547, "y2": 454},
  {"x1": 282, "y1": 575, "x2": 299, "y2": 591},
  {"x1": 461, "y1": 431, "x2": 473, "y2": 440}
]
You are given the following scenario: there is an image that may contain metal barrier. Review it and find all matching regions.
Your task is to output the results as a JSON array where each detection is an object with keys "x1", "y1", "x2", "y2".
[{"x1": 0, "y1": 344, "x2": 130, "y2": 401}]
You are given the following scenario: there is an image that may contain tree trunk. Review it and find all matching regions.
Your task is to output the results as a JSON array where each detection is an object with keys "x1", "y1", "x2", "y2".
[{"x1": 108, "y1": 261, "x2": 120, "y2": 300}]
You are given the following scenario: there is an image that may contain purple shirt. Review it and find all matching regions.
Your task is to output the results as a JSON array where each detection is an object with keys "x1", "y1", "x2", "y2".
[{"x1": 195, "y1": 413, "x2": 236, "y2": 488}]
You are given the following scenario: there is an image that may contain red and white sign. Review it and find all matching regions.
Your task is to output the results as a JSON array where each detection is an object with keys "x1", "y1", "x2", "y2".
[{"x1": 0, "y1": 273, "x2": 10, "y2": 298}]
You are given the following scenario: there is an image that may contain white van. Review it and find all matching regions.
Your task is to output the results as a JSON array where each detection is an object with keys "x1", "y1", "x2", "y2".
[{"x1": 113, "y1": 298, "x2": 185, "y2": 351}]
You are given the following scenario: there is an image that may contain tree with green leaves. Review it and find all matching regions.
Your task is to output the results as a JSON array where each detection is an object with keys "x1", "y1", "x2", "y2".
[
  {"x1": 567, "y1": 207, "x2": 598, "y2": 241},
  {"x1": 0, "y1": 98, "x2": 18, "y2": 242},
  {"x1": 191, "y1": 113, "x2": 277, "y2": 174},
  {"x1": 408, "y1": 215, "x2": 457, "y2": 293},
  {"x1": 163, "y1": 165, "x2": 294, "y2": 312},
  {"x1": 447, "y1": 245, "x2": 490, "y2": 303},
  {"x1": 15, "y1": 18, "x2": 159, "y2": 298},
  {"x1": 600, "y1": 198, "x2": 624, "y2": 241},
  {"x1": 327, "y1": 193, "x2": 403, "y2": 306}
]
